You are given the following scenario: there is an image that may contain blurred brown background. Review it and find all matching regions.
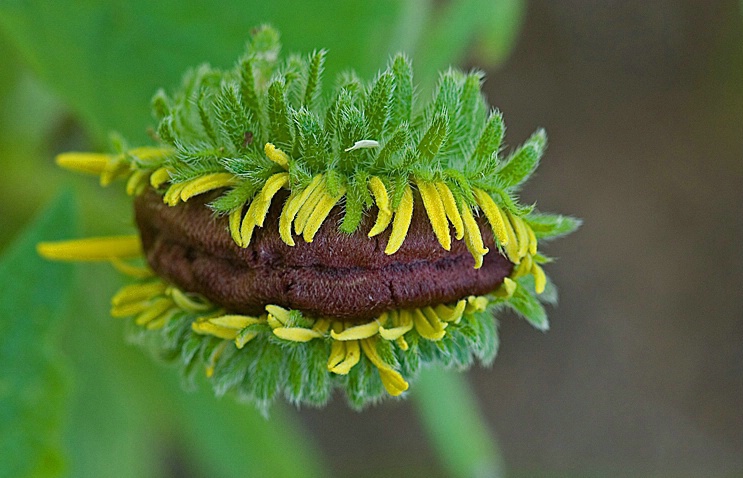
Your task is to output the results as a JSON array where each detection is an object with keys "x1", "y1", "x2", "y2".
[{"x1": 300, "y1": 1, "x2": 743, "y2": 476}]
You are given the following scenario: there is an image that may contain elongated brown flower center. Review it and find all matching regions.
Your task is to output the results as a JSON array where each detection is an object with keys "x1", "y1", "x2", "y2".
[{"x1": 135, "y1": 189, "x2": 513, "y2": 322}]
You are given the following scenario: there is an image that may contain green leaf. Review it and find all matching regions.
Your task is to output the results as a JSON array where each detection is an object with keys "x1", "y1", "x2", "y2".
[
  {"x1": 0, "y1": 192, "x2": 77, "y2": 478},
  {"x1": 0, "y1": 1, "x2": 463, "y2": 144},
  {"x1": 412, "y1": 0, "x2": 526, "y2": 90},
  {"x1": 413, "y1": 368, "x2": 505, "y2": 478},
  {"x1": 63, "y1": 266, "x2": 329, "y2": 478}
]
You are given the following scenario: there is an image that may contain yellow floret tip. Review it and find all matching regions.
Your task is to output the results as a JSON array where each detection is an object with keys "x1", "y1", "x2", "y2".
[
  {"x1": 55, "y1": 152, "x2": 110, "y2": 175},
  {"x1": 435, "y1": 182, "x2": 464, "y2": 240},
  {"x1": 330, "y1": 320, "x2": 380, "y2": 341},
  {"x1": 360, "y1": 338, "x2": 408, "y2": 396},
  {"x1": 473, "y1": 188, "x2": 509, "y2": 247},
  {"x1": 179, "y1": 173, "x2": 238, "y2": 202},
  {"x1": 303, "y1": 186, "x2": 346, "y2": 243},
  {"x1": 328, "y1": 339, "x2": 361, "y2": 375},
  {"x1": 460, "y1": 205, "x2": 488, "y2": 269},
  {"x1": 264, "y1": 142, "x2": 290, "y2": 169},
  {"x1": 273, "y1": 327, "x2": 323, "y2": 342},
  {"x1": 385, "y1": 185, "x2": 413, "y2": 254},
  {"x1": 38, "y1": 235, "x2": 142, "y2": 262},
  {"x1": 417, "y1": 181, "x2": 451, "y2": 251}
]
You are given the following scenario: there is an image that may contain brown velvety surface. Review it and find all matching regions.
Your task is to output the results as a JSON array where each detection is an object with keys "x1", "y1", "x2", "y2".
[{"x1": 134, "y1": 188, "x2": 513, "y2": 321}]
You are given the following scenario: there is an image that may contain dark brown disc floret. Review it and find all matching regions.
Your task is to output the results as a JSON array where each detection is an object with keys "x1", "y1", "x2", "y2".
[{"x1": 135, "y1": 189, "x2": 514, "y2": 322}]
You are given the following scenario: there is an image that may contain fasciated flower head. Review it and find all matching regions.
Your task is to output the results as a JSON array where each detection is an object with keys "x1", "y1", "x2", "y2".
[{"x1": 38, "y1": 25, "x2": 580, "y2": 410}]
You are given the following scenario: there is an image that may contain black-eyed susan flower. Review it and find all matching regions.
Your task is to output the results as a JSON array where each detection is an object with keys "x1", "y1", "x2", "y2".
[{"x1": 38, "y1": 26, "x2": 580, "y2": 409}]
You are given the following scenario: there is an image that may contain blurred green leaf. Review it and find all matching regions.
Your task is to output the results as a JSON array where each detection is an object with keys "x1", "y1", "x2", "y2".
[
  {"x1": 62, "y1": 265, "x2": 328, "y2": 478},
  {"x1": 412, "y1": 0, "x2": 525, "y2": 89},
  {"x1": 0, "y1": 0, "x2": 524, "y2": 144},
  {"x1": 414, "y1": 368, "x2": 505, "y2": 478},
  {"x1": 0, "y1": 192, "x2": 77, "y2": 478}
]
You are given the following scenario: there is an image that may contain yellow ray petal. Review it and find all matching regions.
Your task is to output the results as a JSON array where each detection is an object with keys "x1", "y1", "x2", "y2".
[
  {"x1": 279, "y1": 175, "x2": 324, "y2": 246},
  {"x1": 312, "y1": 318, "x2": 332, "y2": 334},
  {"x1": 265, "y1": 304, "x2": 292, "y2": 326},
  {"x1": 465, "y1": 295, "x2": 490, "y2": 314},
  {"x1": 229, "y1": 207, "x2": 244, "y2": 247},
  {"x1": 378, "y1": 322, "x2": 413, "y2": 341},
  {"x1": 368, "y1": 177, "x2": 393, "y2": 237},
  {"x1": 110, "y1": 300, "x2": 151, "y2": 318},
  {"x1": 180, "y1": 173, "x2": 238, "y2": 202},
  {"x1": 368, "y1": 176, "x2": 391, "y2": 214},
  {"x1": 359, "y1": 338, "x2": 408, "y2": 396},
  {"x1": 510, "y1": 213, "x2": 530, "y2": 259},
  {"x1": 235, "y1": 329, "x2": 259, "y2": 349},
  {"x1": 100, "y1": 157, "x2": 129, "y2": 186},
  {"x1": 303, "y1": 186, "x2": 346, "y2": 243},
  {"x1": 273, "y1": 327, "x2": 323, "y2": 342},
  {"x1": 384, "y1": 185, "x2": 413, "y2": 255},
  {"x1": 328, "y1": 338, "x2": 361, "y2": 375},
  {"x1": 378, "y1": 368, "x2": 409, "y2": 396},
  {"x1": 112, "y1": 281, "x2": 168, "y2": 306},
  {"x1": 434, "y1": 299, "x2": 467, "y2": 323},
  {"x1": 192, "y1": 320, "x2": 240, "y2": 340},
  {"x1": 330, "y1": 320, "x2": 380, "y2": 341},
  {"x1": 168, "y1": 287, "x2": 212, "y2": 312},
  {"x1": 264, "y1": 143, "x2": 290, "y2": 170},
  {"x1": 38, "y1": 235, "x2": 142, "y2": 262},
  {"x1": 526, "y1": 221, "x2": 538, "y2": 256},
  {"x1": 516, "y1": 252, "x2": 534, "y2": 279},
  {"x1": 435, "y1": 182, "x2": 464, "y2": 240},
  {"x1": 145, "y1": 309, "x2": 178, "y2": 330},
  {"x1": 278, "y1": 191, "x2": 300, "y2": 246},
  {"x1": 55, "y1": 152, "x2": 110, "y2": 175},
  {"x1": 253, "y1": 172, "x2": 290, "y2": 227},
  {"x1": 473, "y1": 188, "x2": 509, "y2": 247},
  {"x1": 205, "y1": 341, "x2": 229, "y2": 377},
  {"x1": 209, "y1": 314, "x2": 264, "y2": 329},
  {"x1": 109, "y1": 257, "x2": 154, "y2": 279},
  {"x1": 532, "y1": 262, "x2": 547, "y2": 294},
  {"x1": 150, "y1": 167, "x2": 173, "y2": 188},
  {"x1": 294, "y1": 177, "x2": 326, "y2": 235},
  {"x1": 163, "y1": 182, "x2": 187, "y2": 206},
  {"x1": 128, "y1": 147, "x2": 172, "y2": 164},
  {"x1": 135, "y1": 297, "x2": 173, "y2": 326},
  {"x1": 125, "y1": 169, "x2": 150, "y2": 196},
  {"x1": 412, "y1": 308, "x2": 447, "y2": 341},
  {"x1": 494, "y1": 277, "x2": 517, "y2": 299},
  {"x1": 460, "y1": 204, "x2": 488, "y2": 269},
  {"x1": 502, "y1": 211, "x2": 521, "y2": 264},
  {"x1": 417, "y1": 181, "x2": 451, "y2": 251}
]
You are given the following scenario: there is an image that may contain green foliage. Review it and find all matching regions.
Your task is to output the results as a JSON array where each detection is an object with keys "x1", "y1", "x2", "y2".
[
  {"x1": 0, "y1": 193, "x2": 76, "y2": 478},
  {"x1": 414, "y1": 369, "x2": 505, "y2": 478},
  {"x1": 0, "y1": 0, "x2": 525, "y2": 144},
  {"x1": 144, "y1": 26, "x2": 549, "y2": 233}
]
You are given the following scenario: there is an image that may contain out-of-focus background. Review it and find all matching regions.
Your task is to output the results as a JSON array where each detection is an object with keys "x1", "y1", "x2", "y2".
[{"x1": 0, "y1": 1, "x2": 741, "y2": 477}]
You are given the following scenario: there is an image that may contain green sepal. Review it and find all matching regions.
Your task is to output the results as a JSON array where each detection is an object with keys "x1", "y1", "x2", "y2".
[
  {"x1": 497, "y1": 128, "x2": 547, "y2": 189},
  {"x1": 524, "y1": 212, "x2": 583, "y2": 240},
  {"x1": 506, "y1": 281, "x2": 549, "y2": 331}
]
